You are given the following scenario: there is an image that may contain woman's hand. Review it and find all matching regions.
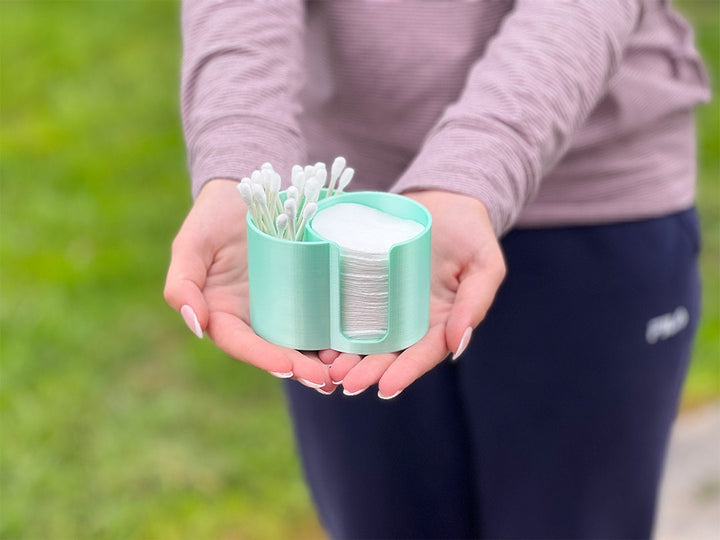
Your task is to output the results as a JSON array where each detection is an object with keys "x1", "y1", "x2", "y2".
[
  {"x1": 326, "y1": 190, "x2": 506, "y2": 399},
  {"x1": 164, "y1": 179, "x2": 333, "y2": 391}
]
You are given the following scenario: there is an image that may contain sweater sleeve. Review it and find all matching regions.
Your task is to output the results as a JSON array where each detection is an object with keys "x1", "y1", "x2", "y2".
[
  {"x1": 390, "y1": 0, "x2": 642, "y2": 235},
  {"x1": 181, "y1": 0, "x2": 306, "y2": 197}
]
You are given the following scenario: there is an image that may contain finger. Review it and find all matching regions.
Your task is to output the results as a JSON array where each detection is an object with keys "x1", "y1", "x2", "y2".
[
  {"x1": 285, "y1": 348, "x2": 333, "y2": 390},
  {"x1": 208, "y1": 311, "x2": 294, "y2": 374},
  {"x1": 445, "y1": 259, "x2": 505, "y2": 357},
  {"x1": 164, "y1": 230, "x2": 214, "y2": 335},
  {"x1": 377, "y1": 325, "x2": 449, "y2": 399},
  {"x1": 341, "y1": 353, "x2": 398, "y2": 396},
  {"x1": 303, "y1": 353, "x2": 340, "y2": 396},
  {"x1": 328, "y1": 353, "x2": 362, "y2": 385},
  {"x1": 318, "y1": 349, "x2": 341, "y2": 365}
]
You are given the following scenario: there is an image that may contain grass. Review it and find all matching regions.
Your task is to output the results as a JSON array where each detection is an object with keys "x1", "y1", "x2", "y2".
[
  {"x1": 676, "y1": 0, "x2": 720, "y2": 408},
  {"x1": 0, "y1": 1, "x2": 717, "y2": 538}
]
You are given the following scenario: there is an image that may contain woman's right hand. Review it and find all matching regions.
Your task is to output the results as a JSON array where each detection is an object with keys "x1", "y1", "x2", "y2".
[{"x1": 164, "y1": 179, "x2": 335, "y2": 392}]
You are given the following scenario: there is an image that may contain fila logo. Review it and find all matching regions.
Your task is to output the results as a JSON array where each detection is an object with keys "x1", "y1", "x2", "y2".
[{"x1": 646, "y1": 307, "x2": 689, "y2": 345}]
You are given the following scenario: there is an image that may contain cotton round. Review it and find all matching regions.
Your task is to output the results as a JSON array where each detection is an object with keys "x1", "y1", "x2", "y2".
[
  {"x1": 311, "y1": 203, "x2": 424, "y2": 254},
  {"x1": 311, "y1": 203, "x2": 425, "y2": 340}
]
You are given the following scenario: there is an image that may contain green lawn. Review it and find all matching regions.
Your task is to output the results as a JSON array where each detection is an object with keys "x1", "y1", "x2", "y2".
[{"x1": 1, "y1": 1, "x2": 717, "y2": 538}]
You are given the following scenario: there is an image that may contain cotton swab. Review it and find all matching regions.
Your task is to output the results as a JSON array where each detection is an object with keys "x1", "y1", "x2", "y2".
[
  {"x1": 253, "y1": 183, "x2": 275, "y2": 234},
  {"x1": 284, "y1": 198, "x2": 297, "y2": 240},
  {"x1": 315, "y1": 168, "x2": 328, "y2": 190},
  {"x1": 303, "y1": 177, "x2": 322, "y2": 205},
  {"x1": 331, "y1": 156, "x2": 346, "y2": 180},
  {"x1": 268, "y1": 171, "x2": 283, "y2": 215},
  {"x1": 236, "y1": 157, "x2": 354, "y2": 240},
  {"x1": 327, "y1": 156, "x2": 346, "y2": 197},
  {"x1": 335, "y1": 167, "x2": 355, "y2": 195},
  {"x1": 275, "y1": 213, "x2": 289, "y2": 240},
  {"x1": 237, "y1": 180, "x2": 253, "y2": 208},
  {"x1": 238, "y1": 180, "x2": 271, "y2": 232},
  {"x1": 294, "y1": 202, "x2": 317, "y2": 241}
]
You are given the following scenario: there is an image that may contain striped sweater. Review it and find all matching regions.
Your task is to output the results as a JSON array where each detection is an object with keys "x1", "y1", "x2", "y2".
[{"x1": 181, "y1": 0, "x2": 710, "y2": 234}]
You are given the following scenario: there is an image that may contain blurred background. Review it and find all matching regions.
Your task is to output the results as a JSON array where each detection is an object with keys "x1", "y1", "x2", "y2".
[{"x1": 1, "y1": 1, "x2": 717, "y2": 538}]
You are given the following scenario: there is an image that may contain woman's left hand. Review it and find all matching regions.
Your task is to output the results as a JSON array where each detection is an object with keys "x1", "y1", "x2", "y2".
[{"x1": 322, "y1": 190, "x2": 506, "y2": 399}]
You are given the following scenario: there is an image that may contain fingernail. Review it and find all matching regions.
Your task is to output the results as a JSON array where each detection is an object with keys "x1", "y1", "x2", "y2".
[
  {"x1": 180, "y1": 305, "x2": 203, "y2": 339},
  {"x1": 298, "y1": 378, "x2": 326, "y2": 389},
  {"x1": 316, "y1": 386, "x2": 336, "y2": 395},
  {"x1": 343, "y1": 387, "x2": 367, "y2": 396},
  {"x1": 452, "y1": 326, "x2": 473, "y2": 361},
  {"x1": 331, "y1": 378, "x2": 344, "y2": 385},
  {"x1": 378, "y1": 389, "x2": 402, "y2": 400},
  {"x1": 270, "y1": 371, "x2": 293, "y2": 379}
]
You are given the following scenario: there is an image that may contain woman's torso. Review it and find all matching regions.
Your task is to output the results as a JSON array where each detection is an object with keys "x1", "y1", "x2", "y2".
[{"x1": 299, "y1": 0, "x2": 709, "y2": 227}]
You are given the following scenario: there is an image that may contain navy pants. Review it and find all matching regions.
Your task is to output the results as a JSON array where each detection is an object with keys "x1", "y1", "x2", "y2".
[{"x1": 284, "y1": 208, "x2": 701, "y2": 539}]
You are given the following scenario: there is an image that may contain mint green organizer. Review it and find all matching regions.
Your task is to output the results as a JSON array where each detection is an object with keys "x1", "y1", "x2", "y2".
[{"x1": 246, "y1": 191, "x2": 431, "y2": 354}]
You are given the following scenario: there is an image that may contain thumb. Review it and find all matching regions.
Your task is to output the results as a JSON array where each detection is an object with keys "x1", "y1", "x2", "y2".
[
  {"x1": 445, "y1": 256, "x2": 505, "y2": 359},
  {"x1": 164, "y1": 227, "x2": 212, "y2": 338}
]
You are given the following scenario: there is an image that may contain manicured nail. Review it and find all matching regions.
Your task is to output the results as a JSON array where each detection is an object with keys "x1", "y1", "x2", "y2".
[
  {"x1": 316, "y1": 386, "x2": 336, "y2": 395},
  {"x1": 343, "y1": 387, "x2": 367, "y2": 396},
  {"x1": 180, "y1": 305, "x2": 203, "y2": 339},
  {"x1": 378, "y1": 389, "x2": 402, "y2": 400},
  {"x1": 298, "y1": 378, "x2": 326, "y2": 389},
  {"x1": 331, "y1": 378, "x2": 344, "y2": 385},
  {"x1": 452, "y1": 326, "x2": 473, "y2": 361},
  {"x1": 270, "y1": 371, "x2": 293, "y2": 379}
]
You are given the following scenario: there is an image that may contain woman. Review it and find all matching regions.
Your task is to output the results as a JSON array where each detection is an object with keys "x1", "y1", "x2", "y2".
[{"x1": 165, "y1": 1, "x2": 709, "y2": 537}]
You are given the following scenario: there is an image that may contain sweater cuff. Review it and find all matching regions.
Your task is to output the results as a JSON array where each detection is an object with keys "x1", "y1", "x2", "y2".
[
  {"x1": 187, "y1": 116, "x2": 306, "y2": 198},
  {"x1": 389, "y1": 123, "x2": 536, "y2": 236}
]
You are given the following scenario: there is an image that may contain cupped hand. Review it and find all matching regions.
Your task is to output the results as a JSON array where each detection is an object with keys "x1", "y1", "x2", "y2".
[
  {"x1": 164, "y1": 179, "x2": 334, "y2": 391},
  {"x1": 328, "y1": 190, "x2": 506, "y2": 399}
]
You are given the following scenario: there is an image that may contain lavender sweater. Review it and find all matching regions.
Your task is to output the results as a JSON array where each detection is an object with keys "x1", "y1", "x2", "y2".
[{"x1": 181, "y1": 0, "x2": 709, "y2": 235}]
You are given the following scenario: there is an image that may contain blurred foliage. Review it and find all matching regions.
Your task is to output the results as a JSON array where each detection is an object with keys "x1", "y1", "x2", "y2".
[
  {"x1": 0, "y1": 0, "x2": 717, "y2": 538},
  {"x1": 677, "y1": 0, "x2": 720, "y2": 407}
]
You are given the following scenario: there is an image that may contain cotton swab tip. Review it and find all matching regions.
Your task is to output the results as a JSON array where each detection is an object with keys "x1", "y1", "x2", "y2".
[
  {"x1": 287, "y1": 186, "x2": 299, "y2": 200},
  {"x1": 331, "y1": 156, "x2": 347, "y2": 182},
  {"x1": 337, "y1": 167, "x2": 355, "y2": 191},
  {"x1": 303, "y1": 202, "x2": 318, "y2": 219},
  {"x1": 252, "y1": 183, "x2": 267, "y2": 205},
  {"x1": 237, "y1": 182, "x2": 253, "y2": 207},
  {"x1": 303, "y1": 178, "x2": 321, "y2": 202},
  {"x1": 292, "y1": 170, "x2": 305, "y2": 188},
  {"x1": 270, "y1": 171, "x2": 281, "y2": 193},
  {"x1": 284, "y1": 197, "x2": 297, "y2": 215}
]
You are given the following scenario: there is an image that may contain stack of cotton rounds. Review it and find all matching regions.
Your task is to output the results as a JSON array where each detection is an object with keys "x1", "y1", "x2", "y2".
[{"x1": 311, "y1": 203, "x2": 425, "y2": 340}]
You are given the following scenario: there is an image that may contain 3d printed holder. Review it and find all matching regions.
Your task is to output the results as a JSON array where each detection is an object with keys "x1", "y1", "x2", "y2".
[{"x1": 246, "y1": 191, "x2": 431, "y2": 354}]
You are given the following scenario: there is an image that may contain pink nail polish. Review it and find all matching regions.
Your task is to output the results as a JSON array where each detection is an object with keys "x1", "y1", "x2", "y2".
[
  {"x1": 378, "y1": 389, "x2": 402, "y2": 400},
  {"x1": 180, "y1": 305, "x2": 203, "y2": 339},
  {"x1": 452, "y1": 326, "x2": 473, "y2": 361},
  {"x1": 343, "y1": 387, "x2": 367, "y2": 396}
]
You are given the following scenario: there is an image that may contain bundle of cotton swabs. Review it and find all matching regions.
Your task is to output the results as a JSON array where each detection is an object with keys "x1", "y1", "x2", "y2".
[{"x1": 237, "y1": 156, "x2": 354, "y2": 241}]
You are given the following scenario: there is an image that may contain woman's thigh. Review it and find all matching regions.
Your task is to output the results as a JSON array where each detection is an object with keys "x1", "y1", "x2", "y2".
[
  {"x1": 459, "y1": 209, "x2": 701, "y2": 539},
  {"x1": 284, "y1": 361, "x2": 476, "y2": 539}
]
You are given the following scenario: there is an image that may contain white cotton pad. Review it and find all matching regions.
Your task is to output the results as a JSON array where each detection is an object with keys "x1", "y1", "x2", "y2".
[
  {"x1": 311, "y1": 203, "x2": 424, "y2": 340},
  {"x1": 310, "y1": 203, "x2": 424, "y2": 254}
]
